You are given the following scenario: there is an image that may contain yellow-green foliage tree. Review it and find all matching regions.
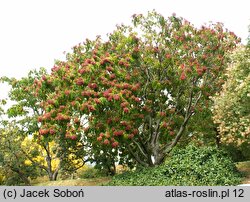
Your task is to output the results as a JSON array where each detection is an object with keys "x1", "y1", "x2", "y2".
[
  {"x1": 0, "y1": 122, "x2": 40, "y2": 185},
  {"x1": 21, "y1": 135, "x2": 61, "y2": 181},
  {"x1": 212, "y1": 45, "x2": 250, "y2": 149},
  {"x1": 0, "y1": 121, "x2": 85, "y2": 185},
  {"x1": 22, "y1": 135, "x2": 86, "y2": 180}
]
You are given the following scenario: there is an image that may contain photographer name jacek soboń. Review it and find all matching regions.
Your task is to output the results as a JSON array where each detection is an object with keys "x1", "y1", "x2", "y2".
[{"x1": 19, "y1": 188, "x2": 84, "y2": 198}]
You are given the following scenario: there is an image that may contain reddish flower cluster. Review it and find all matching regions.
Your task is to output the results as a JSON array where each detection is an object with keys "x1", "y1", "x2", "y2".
[
  {"x1": 131, "y1": 83, "x2": 140, "y2": 91},
  {"x1": 112, "y1": 141, "x2": 119, "y2": 148},
  {"x1": 106, "y1": 66, "x2": 114, "y2": 72},
  {"x1": 132, "y1": 96, "x2": 140, "y2": 103},
  {"x1": 120, "y1": 102, "x2": 129, "y2": 108},
  {"x1": 103, "y1": 139, "x2": 110, "y2": 145},
  {"x1": 49, "y1": 128, "x2": 56, "y2": 135},
  {"x1": 74, "y1": 117, "x2": 80, "y2": 124},
  {"x1": 165, "y1": 53, "x2": 171, "y2": 59},
  {"x1": 59, "y1": 105, "x2": 66, "y2": 112},
  {"x1": 87, "y1": 105, "x2": 95, "y2": 112},
  {"x1": 39, "y1": 128, "x2": 49, "y2": 135},
  {"x1": 109, "y1": 74, "x2": 116, "y2": 79},
  {"x1": 159, "y1": 111, "x2": 166, "y2": 117},
  {"x1": 118, "y1": 60, "x2": 130, "y2": 68},
  {"x1": 128, "y1": 134, "x2": 134, "y2": 139},
  {"x1": 81, "y1": 90, "x2": 92, "y2": 97},
  {"x1": 120, "y1": 121, "x2": 128, "y2": 126},
  {"x1": 51, "y1": 65, "x2": 60, "y2": 72},
  {"x1": 47, "y1": 99, "x2": 55, "y2": 105},
  {"x1": 43, "y1": 112, "x2": 51, "y2": 120},
  {"x1": 55, "y1": 113, "x2": 70, "y2": 121},
  {"x1": 132, "y1": 129, "x2": 139, "y2": 135},
  {"x1": 82, "y1": 58, "x2": 96, "y2": 66},
  {"x1": 78, "y1": 68, "x2": 87, "y2": 74},
  {"x1": 180, "y1": 72, "x2": 186, "y2": 80},
  {"x1": 65, "y1": 90, "x2": 71, "y2": 96},
  {"x1": 122, "y1": 83, "x2": 130, "y2": 89},
  {"x1": 100, "y1": 58, "x2": 112, "y2": 65},
  {"x1": 94, "y1": 98, "x2": 101, "y2": 104},
  {"x1": 113, "y1": 130, "x2": 124, "y2": 136},
  {"x1": 42, "y1": 75, "x2": 47, "y2": 81},
  {"x1": 75, "y1": 78, "x2": 85, "y2": 86},
  {"x1": 38, "y1": 116, "x2": 43, "y2": 122},
  {"x1": 88, "y1": 83, "x2": 98, "y2": 89},
  {"x1": 113, "y1": 94, "x2": 120, "y2": 101},
  {"x1": 103, "y1": 88, "x2": 113, "y2": 97},
  {"x1": 123, "y1": 107, "x2": 129, "y2": 113},
  {"x1": 69, "y1": 135, "x2": 77, "y2": 140}
]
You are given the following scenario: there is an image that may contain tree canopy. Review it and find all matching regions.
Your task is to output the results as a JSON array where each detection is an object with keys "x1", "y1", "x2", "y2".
[{"x1": 35, "y1": 11, "x2": 239, "y2": 167}]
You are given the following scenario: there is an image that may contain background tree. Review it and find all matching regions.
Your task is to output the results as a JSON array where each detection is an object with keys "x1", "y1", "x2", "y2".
[
  {"x1": 212, "y1": 43, "x2": 250, "y2": 160},
  {"x1": 37, "y1": 11, "x2": 239, "y2": 167},
  {"x1": 1, "y1": 68, "x2": 87, "y2": 180},
  {"x1": 0, "y1": 121, "x2": 40, "y2": 185}
]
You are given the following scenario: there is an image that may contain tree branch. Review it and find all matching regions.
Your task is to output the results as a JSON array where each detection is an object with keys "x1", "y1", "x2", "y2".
[
  {"x1": 127, "y1": 144, "x2": 149, "y2": 167},
  {"x1": 163, "y1": 90, "x2": 202, "y2": 154},
  {"x1": 131, "y1": 138, "x2": 148, "y2": 159},
  {"x1": 20, "y1": 148, "x2": 49, "y2": 173}
]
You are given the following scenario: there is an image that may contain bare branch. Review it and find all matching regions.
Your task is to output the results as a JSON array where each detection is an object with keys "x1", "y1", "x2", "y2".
[
  {"x1": 152, "y1": 118, "x2": 161, "y2": 145},
  {"x1": 131, "y1": 138, "x2": 148, "y2": 159}
]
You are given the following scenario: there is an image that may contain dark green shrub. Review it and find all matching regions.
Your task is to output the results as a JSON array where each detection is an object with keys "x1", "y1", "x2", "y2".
[
  {"x1": 222, "y1": 143, "x2": 250, "y2": 162},
  {"x1": 106, "y1": 145, "x2": 242, "y2": 186}
]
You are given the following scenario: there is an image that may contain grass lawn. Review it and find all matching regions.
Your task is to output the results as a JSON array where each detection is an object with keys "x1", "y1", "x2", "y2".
[
  {"x1": 31, "y1": 161, "x2": 250, "y2": 186},
  {"x1": 32, "y1": 177, "x2": 111, "y2": 186},
  {"x1": 236, "y1": 161, "x2": 250, "y2": 184}
]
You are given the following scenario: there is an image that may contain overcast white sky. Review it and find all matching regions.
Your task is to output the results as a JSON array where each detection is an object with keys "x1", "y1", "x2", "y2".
[{"x1": 0, "y1": 0, "x2": 249, "y2": 81}]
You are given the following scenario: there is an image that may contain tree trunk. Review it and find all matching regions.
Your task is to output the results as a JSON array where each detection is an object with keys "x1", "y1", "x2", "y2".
[
  {"x1": 52, "y1": 169, "x2": 59, "y2": 181},
  {"x1": 47, "y1": 160, "x2": 55, "y2": 181},
  {"x1": 44, "y1": 143, "x2": 60, "y2": 181},
  {"x1": 105, "y1": 160, "x2": 116, "y2": 176},
  {"x1": 48, "y1": 172, "x2": 53, "y2": 181},
  {"x1": 47, "y1": 167, "x2": 59, "y2": 181}
]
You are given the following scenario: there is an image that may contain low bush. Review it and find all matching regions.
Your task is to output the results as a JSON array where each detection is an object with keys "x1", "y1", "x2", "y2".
[
  {"x1": 222, "y1": 143, "x2": 250, "y2": 162},
  {"x1": 106, "y1": 145, "x2": 242, "y2": 186}
]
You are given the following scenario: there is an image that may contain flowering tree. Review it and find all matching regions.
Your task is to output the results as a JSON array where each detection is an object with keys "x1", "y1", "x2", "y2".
[
  {"x1": 37, "y1": 11, "x2": 239, "y2": 167},
  {"x1": 212, "y1": 45, "x2": 250, "y2": 147}
]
